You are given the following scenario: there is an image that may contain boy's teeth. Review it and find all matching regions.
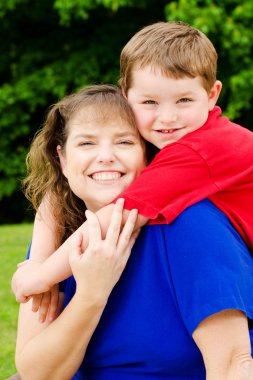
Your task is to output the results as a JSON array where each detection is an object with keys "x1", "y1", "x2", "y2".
[
  {"x1": 159, "y1": 129, "x2": 176, "y2": 133},
  {"x1": 92, "y1": 172, "x2": 121, "y2": 181}
]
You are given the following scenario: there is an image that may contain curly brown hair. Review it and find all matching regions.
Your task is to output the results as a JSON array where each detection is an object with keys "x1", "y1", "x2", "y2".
[{"x1": 23, "y1": 84, "x2": 140, "y2": 245}]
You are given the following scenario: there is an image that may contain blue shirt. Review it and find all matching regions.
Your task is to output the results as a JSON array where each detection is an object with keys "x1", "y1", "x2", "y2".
[{"x1": 60, "y1": 200, "x2": 253, "y2": 379}]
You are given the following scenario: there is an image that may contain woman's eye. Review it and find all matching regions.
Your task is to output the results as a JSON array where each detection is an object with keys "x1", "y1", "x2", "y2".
[
  {"x1": 143, "y1": 100, "x2": 156, "y2": 105},
  {"x1": 118, "y1": 140, "x2": 134, "y2": 145},
  {"x1": 78, "y1": 141, "x2": 95, "y2": 146}
]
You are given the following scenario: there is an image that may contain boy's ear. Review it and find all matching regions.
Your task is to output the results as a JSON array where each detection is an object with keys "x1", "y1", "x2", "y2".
[
  {"x1": 208, "y1": 80, "x2": 222, "y2": 110},
  {"x1": 57, "y1": 145, "x2": 68, "y2": 178}
]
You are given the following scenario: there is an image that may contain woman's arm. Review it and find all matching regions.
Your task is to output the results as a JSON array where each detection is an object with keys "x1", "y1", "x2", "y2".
[
  {"x1": 193, "y1": 309, "x2": 253, "y2": 380},
  {"x1": 16, "y1": 293, "x2": 105, "y2": 380},
  {"x1": 16, "y1": 204, "x2": 139, "y2": 379}
]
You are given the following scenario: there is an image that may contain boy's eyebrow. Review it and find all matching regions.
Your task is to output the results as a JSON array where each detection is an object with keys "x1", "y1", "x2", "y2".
[
  {"x1": 139, "y1": 88, "x2": 197, "y2": 97},
  {"x1": 176, "y1": 90, "x2": 196, "y2": 96}
]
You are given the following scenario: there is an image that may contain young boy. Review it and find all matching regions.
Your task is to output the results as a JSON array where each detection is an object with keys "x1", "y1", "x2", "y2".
[
  {"x1": 12, "y1": 21, "x2": 253, "y2": 302},
  {"x1": 117, "y1": 21, "x2": 253, "y2": 249}
]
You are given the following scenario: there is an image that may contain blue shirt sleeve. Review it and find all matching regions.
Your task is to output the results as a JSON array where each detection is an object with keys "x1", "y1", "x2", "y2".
[{"x1": 166, "y1": 199, "x2": 253, "y2": 335}]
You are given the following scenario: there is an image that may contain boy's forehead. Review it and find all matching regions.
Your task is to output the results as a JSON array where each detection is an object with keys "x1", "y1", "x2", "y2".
[{"x1": 130, "y1": 66, "x2": 206, "y2": 95}]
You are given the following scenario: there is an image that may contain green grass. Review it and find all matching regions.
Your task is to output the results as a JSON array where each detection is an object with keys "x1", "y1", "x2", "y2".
[{"x1": 0, "y1": 224, "x2": 32, "y2": 380}]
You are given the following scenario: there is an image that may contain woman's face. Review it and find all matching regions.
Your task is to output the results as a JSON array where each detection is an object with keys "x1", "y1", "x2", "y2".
[{"x1": 58, "y1": 107, "x2": 146, "y2": 212}]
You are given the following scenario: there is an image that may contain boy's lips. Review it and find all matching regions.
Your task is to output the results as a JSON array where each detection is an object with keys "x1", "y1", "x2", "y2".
[{"x1": 155, "y1": 128, "x2": 182, "y2": 134}]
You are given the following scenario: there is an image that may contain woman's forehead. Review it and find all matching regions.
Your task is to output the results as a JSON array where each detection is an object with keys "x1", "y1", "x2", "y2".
[{"x1": 68, "y1": 105, "x2": 136, "y2": 132}]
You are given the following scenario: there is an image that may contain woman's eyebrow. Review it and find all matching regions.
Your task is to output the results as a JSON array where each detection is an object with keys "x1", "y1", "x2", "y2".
[
  {"x1": 72, "y1": 133, "x2": 96, "y2": 139},
  {"x1": 115, "y1": 131, "x2": 137, "y2": 137}
]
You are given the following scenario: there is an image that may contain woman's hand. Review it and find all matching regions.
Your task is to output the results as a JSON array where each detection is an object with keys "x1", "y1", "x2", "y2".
[{"x1": 69, "y1": 198, "x2": 140, "y2": 306}]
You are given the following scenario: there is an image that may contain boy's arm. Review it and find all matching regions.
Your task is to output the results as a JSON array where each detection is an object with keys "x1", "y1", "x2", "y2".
[
  {"x1": 14, "y1": 200, "x2": 148, "y2": 301},
  {"x1": 29, "y1": 197, "x2": 58, "y2": 262},
  {"x1": 36, "y1": 203, "x2": 148, "y2": 286}
]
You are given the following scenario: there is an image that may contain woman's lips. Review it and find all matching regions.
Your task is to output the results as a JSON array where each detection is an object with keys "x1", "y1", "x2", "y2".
[{"x1": 90, "y1": 171, "x2": 123, "y2": 181}]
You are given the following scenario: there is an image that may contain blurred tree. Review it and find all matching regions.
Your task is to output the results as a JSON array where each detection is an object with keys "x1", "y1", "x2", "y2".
[
  {"x1": 165, "y1": 0, "x2": 253, "y2": 121},
  {"x1": 0, "y1": 0, "x2": 165, "y2": 222},
  {"x1": 0, "y1": 0, "x2": 252, "y2": 222}
]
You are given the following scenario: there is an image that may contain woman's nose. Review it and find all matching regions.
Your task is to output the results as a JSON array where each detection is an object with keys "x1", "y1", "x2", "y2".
[{"x1": 96, "y1": 146, "x2": 115, "y2": 163}]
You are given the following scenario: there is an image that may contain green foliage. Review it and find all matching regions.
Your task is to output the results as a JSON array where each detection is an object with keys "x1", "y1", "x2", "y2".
[
  {"x1": 0, "y1": 223, "x2": 32, "y2": 378},
  {"x1": 165, "y1": 0, "x2": 253, "y2": 120},
  {"x1": 54, "y1": 0, "x2": 146, "y2": 25},
  {"x1": 0, "y1": 0, "x2": 252, "y2": 222}
]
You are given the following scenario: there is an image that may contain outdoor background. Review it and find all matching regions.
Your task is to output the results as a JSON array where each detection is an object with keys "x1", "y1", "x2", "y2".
[{"x1": 0, "y1": 0, "x2": 252, "y2": 378}]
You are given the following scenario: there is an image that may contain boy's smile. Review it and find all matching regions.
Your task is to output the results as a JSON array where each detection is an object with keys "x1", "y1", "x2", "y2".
[{"x1": 126, "y1": 65, "x2": 221, "y2": 149}]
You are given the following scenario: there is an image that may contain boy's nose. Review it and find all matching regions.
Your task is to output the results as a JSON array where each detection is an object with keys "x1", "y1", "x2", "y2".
[{"x1": 158, "y1": 107, "x2": 177, "y2": 124}]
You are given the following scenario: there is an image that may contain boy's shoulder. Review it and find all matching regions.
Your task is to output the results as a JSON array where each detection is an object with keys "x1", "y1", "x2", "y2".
[
  {"x1": 177, "y1": 106, "x2": 252, "y2": 149},
  {"x1": 156, "y1": 107, "x2": 253, "y2": 168}
]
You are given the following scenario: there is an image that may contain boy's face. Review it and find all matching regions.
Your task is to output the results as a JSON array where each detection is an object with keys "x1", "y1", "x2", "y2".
[{"x1": 126, "y1": 65, "x2": 221, "y2": 149}]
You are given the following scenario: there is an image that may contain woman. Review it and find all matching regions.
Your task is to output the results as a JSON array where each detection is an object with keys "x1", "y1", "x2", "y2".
[{"x1": 15, "y1": 85, "x2": 253, "y2": 379}]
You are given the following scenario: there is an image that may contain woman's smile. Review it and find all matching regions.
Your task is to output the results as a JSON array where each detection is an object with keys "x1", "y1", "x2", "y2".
[
  {"x1": 89, "y1": 171, "x2": 124, "y2": 182},
  {"x1": 58, "y1": 111, "x2": 146, "y2": 211}
]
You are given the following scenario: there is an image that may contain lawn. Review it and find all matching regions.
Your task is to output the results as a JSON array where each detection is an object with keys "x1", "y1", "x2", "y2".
[{"x1": 0, "y1": 223, "x2": 32, "y2": 379}]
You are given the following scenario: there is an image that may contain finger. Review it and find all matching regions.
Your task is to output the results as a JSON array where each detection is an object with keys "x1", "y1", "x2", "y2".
[
  {"x1": 105, "y1": 198, "x2": 125, "y2": 245},
  {"x1": 127, "y1": 228, "x2": 141, "y2": 251},
  {"x1": 119, "y1": 228, "x2": 141, "y2": 268},
  {"x1": 86, "y1": 210, "x2": 102, "y2": 245},
  {"x1": 48, "y1": 285, "x2": 59, "y2": 322},
  {"x1": 117, "y1": 209, "x2": 138, "y2": 253},
  {"x1": 39, "y1": 292, "x2": 51, "y2": 323},
  {"x1": 31, "y1": 294, "x2": 43, "y2": 313},
  {"x1": 15, "y1": 293, "x2": 30, "y2": 303}
]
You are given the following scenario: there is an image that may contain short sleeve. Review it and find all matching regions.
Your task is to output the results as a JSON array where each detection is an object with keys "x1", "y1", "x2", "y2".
[
  {"x1": 166, "y1": 199, "x2": 253, "y2": 335},
  {"x1": 115, "y1": 143, "x2": 217, "y2": 223},
  {"x1": 26, "y1": 243, "x2": 31, "y2": 259}
]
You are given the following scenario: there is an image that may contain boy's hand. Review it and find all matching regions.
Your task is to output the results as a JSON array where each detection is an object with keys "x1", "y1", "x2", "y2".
[
  {"x1": 31, "y1": 284, "x2": 59, "y2": 323},
  {"x1": 11, "y1": 260, "x2": 50, "y2": 303}
]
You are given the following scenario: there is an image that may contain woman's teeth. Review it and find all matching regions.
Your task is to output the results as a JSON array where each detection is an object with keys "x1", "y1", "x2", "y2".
[{"x1": 91, "y1": 172, "x2": 122, "y2": 181}]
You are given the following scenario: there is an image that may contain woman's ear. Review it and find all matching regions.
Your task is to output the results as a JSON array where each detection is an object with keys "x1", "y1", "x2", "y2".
[
  {"x1": 57, "y1": 145, "x2": 68, "y2": 178},
  {"x1": 121, "y1": 88, "x2": 127, "y2": 99},
  {"x1": 208, "y1": 80, "x2": 222, "y2": 111}
]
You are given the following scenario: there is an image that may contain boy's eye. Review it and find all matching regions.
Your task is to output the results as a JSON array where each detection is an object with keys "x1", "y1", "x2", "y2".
[{"x1": 177, "y1": 98, "x2": 192, "y2": 103}]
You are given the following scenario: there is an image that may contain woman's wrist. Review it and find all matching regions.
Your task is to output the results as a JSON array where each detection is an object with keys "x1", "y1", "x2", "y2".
[{"x1": 74, "y1": 286, "x2": 108, "y2": 311}]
